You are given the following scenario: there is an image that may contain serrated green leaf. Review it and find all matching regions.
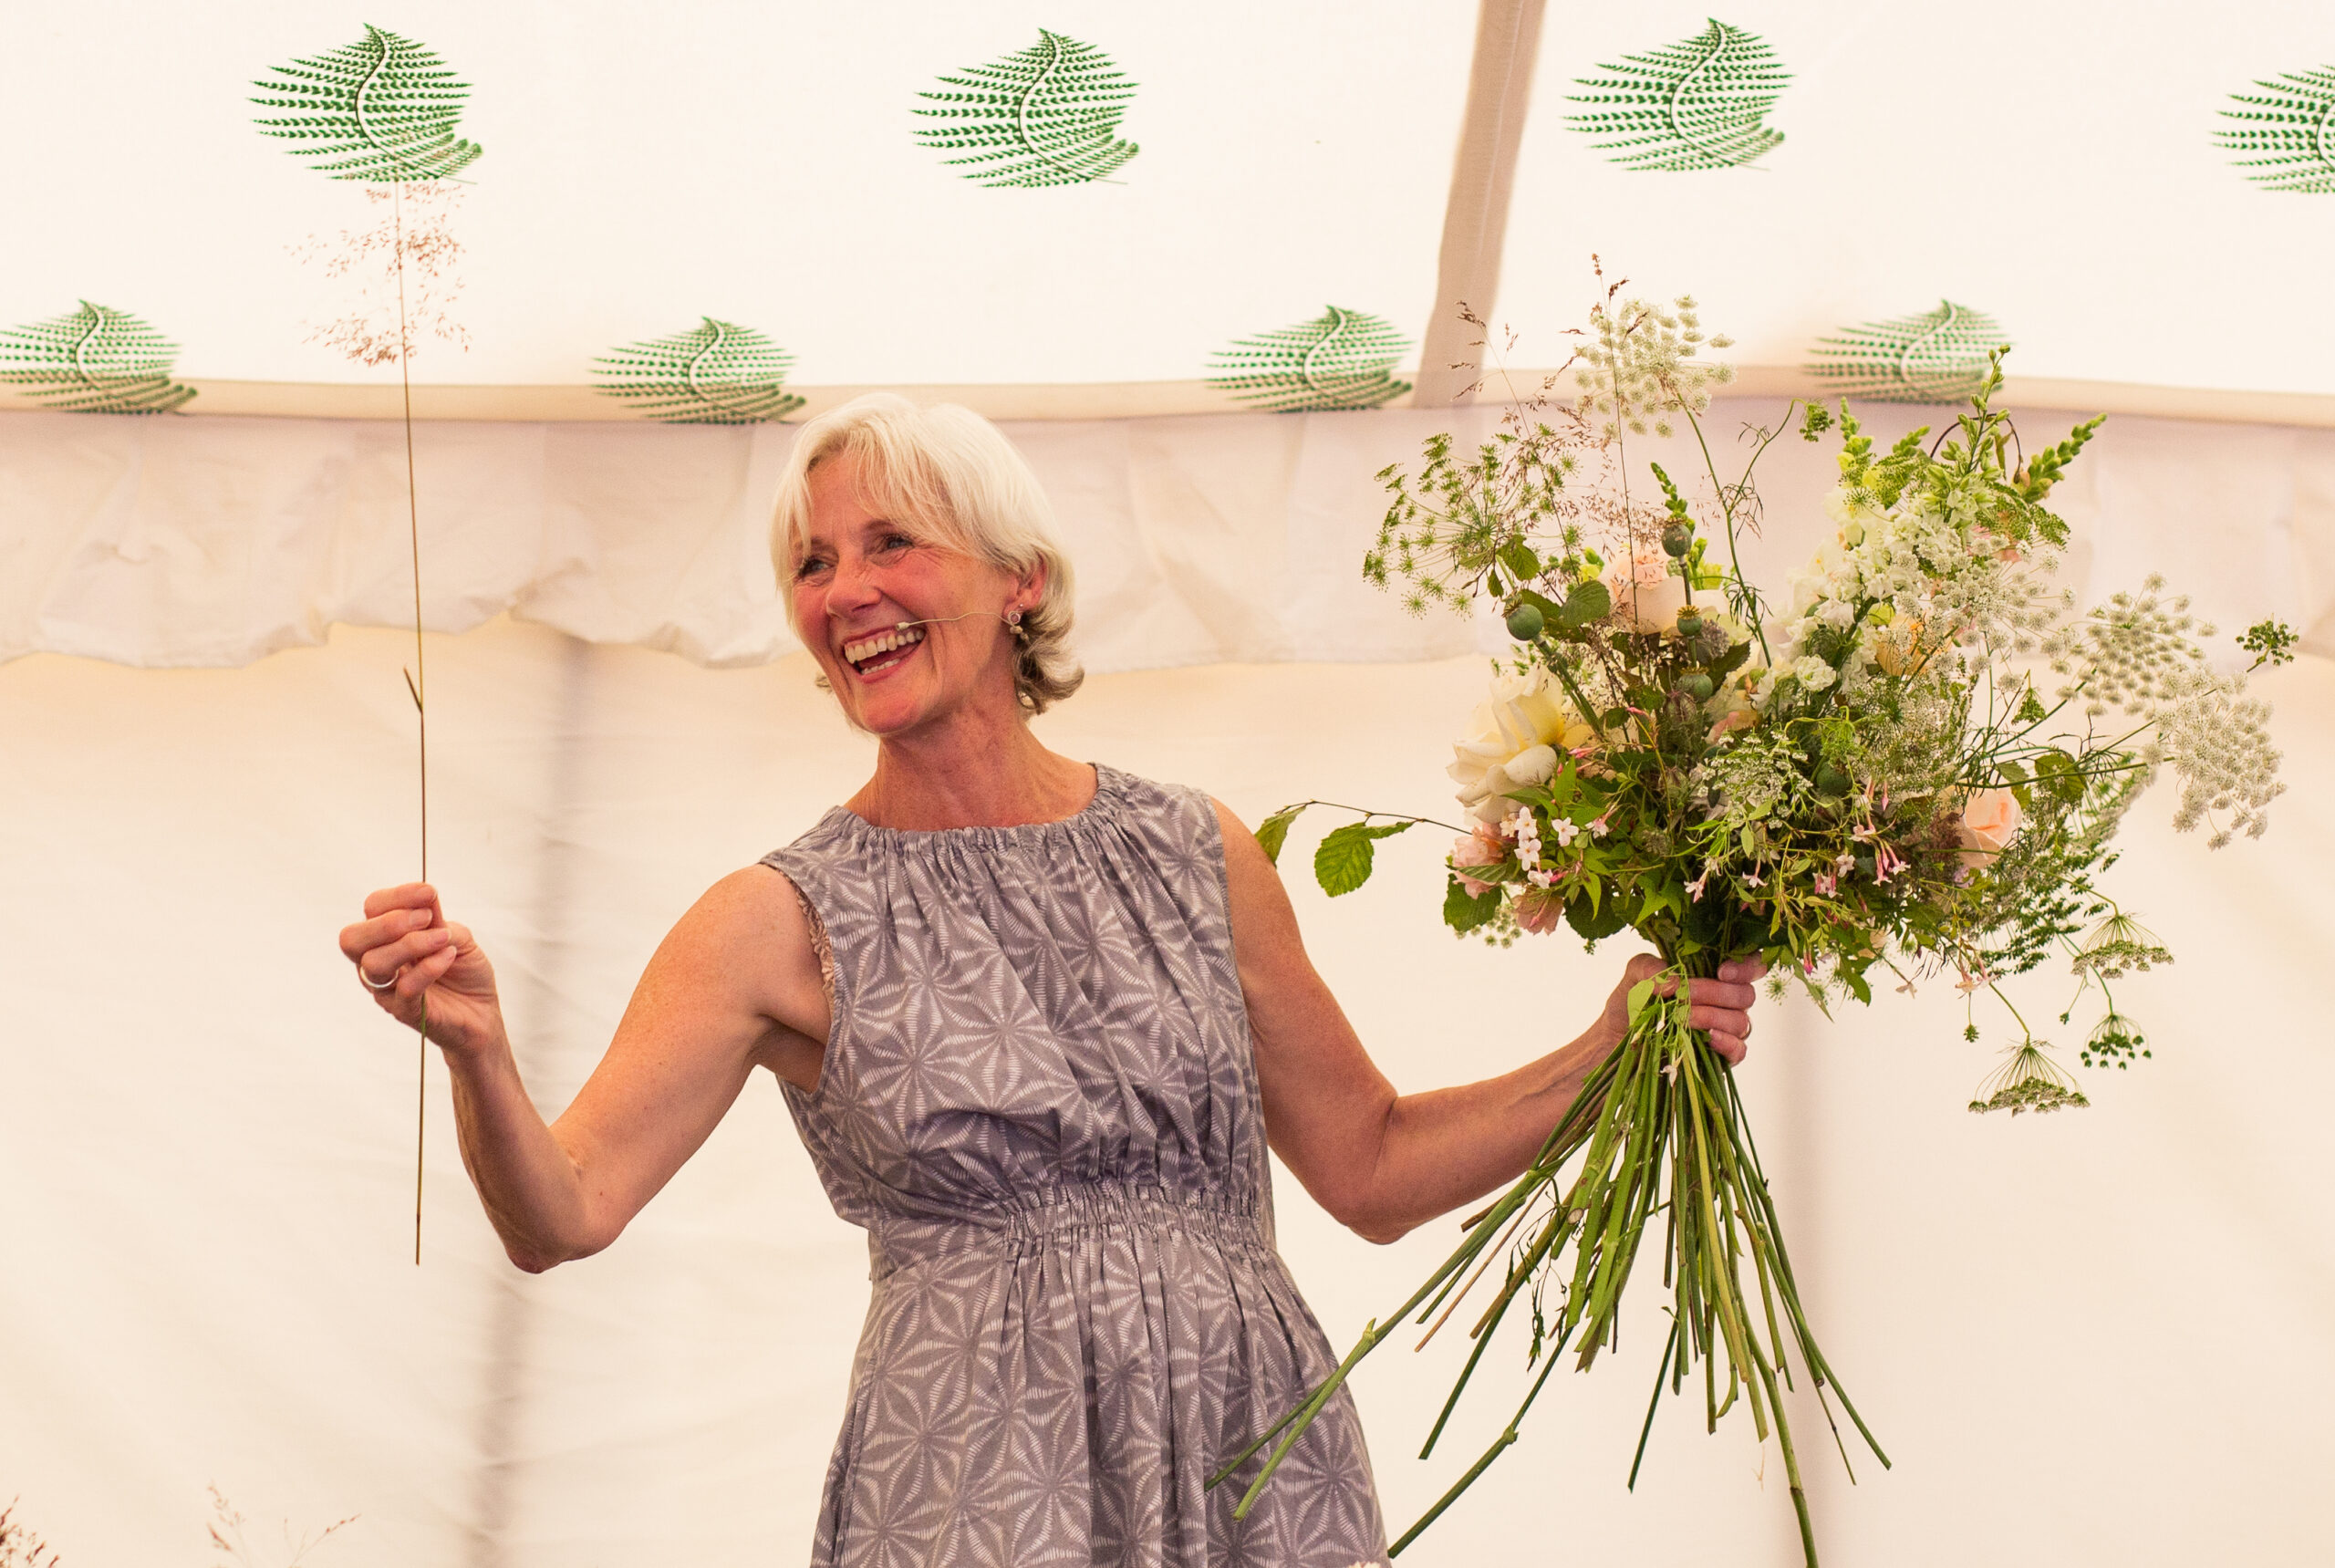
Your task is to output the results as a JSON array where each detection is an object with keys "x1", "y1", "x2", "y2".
[
  {"x1": 1556, "y1": 579, "x2": 1612, "y2": 628},
  {"x1": 1444, "y1": 875, "x2": 1500, "y2": 933},
  {"x1": 1254, "y1": 803, "x2": 1307, "y2": 865},
  {"x1": 1313, "y1": 820, "x2": 1411, "y2": 898}
]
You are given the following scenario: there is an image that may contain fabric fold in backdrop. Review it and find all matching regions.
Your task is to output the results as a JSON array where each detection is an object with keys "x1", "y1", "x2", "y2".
[{"x1": 5, "y1": 401, "x2": 2333, "y2": 671}]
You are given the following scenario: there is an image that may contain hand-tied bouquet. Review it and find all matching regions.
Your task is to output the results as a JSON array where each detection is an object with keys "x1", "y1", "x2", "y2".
[{"x1": 1214, "y1": 283, "x2": 2294, "y2": 1563}]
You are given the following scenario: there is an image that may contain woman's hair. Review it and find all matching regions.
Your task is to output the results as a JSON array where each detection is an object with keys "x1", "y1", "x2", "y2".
[{"x1": 771, "y1": 393, "x2": 1084, "y2": 715}]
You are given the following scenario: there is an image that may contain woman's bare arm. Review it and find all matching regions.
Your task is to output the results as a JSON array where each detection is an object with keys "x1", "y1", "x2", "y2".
[
  {"x1": 339, "y1": 866, "x2": 828, "y2": 1272},
  {"x1": 1212, "y1": 799, "x2": 1759, "y2": 1244}
]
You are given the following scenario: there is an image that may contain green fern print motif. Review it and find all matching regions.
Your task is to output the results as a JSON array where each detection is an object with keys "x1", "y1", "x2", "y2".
[
  {"x1": 592, "y1": 318, "x2": 805, "y2": 423},
  {"x1": 253, "y1": 25, "x2": 483, "y2": 182},
  {"x1": 1806, "y1": 301, "x2": 2009, "y2": 405},
  {"x1": 915, "y1": 30, "x2": 1137, "y2": 187},
  {"x1": 0, "y1": 302, "x2": 196, "y2": 414},
  {"x1": 1565, "y1": 19, "x2": 1788, "y2": 171},
  {"x1": 1209, "y1": 307, "x2": 1413, "y2": 413},
  {"x1": 2216, "y1": 66, "x2": 2335, "y2": 193}
]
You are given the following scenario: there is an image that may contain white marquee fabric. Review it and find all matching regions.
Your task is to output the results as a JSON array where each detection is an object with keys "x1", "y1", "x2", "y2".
[
  {"x1": 8, "y1": 0, "x2": 2335, "y2": 1561},
  {"x1": 8, "y1": 399, "x2": 2335, "y2": 673},
  {"x1": 6, "y1": 2, "x2": 2331, "y2": 406},
  {"x1": 3, "y1": 621, "x2": 2330, "y2": 1566}
]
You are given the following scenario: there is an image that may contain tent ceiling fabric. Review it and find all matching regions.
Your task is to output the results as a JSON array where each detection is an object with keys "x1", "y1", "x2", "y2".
[{"x1": 4, "y1": 1, "x2": 2330, "y2": 419}]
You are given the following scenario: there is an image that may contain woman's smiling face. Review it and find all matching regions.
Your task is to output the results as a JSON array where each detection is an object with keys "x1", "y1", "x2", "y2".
[{"x1": 791, "y1": 452, "x2": 1032, "y2": 737}]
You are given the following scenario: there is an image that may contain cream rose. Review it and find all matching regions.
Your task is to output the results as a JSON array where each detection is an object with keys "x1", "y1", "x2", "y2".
[
  {"x1": 1954, "y1": 787, "x2": 2023, "y2": 868},
  {"x1": 1448, "y1": 664, "x2": 1596, "y2": 823},
  {"x1": 1608, "y1": 550, "x2": 1687, "y2": 634}
]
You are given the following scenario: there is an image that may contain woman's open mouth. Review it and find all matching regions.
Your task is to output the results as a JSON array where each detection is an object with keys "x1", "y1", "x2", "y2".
[{"x1": 839, "y1": 622, "x2": 926, "y2": 679}]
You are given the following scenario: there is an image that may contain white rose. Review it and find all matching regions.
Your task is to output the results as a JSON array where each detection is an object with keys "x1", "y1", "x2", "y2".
[
  {"x1": 1504, "y1": 743, "x2": 1558, "y2": 786},
  {"x1": 1448, "y1": 666, "x2": 1594, "y2": 821}
]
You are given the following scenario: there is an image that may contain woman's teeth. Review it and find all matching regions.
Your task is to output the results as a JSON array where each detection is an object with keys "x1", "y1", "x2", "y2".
[{"x1": 842, "y1": 623, "x2": 926, "y2": 671}]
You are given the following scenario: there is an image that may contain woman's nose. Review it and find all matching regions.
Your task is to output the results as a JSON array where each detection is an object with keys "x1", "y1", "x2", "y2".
[{"x1": 826, "y1": 550, "x2": 882, "y2": 612}]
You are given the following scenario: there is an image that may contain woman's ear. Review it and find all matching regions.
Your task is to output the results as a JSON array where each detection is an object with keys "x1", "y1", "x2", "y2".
[{"x1": 1010, "y1": 557, "x2": 1049, "y2": 620}]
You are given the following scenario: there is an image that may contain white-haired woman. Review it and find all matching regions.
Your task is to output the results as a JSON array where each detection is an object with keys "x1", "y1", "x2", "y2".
[{"x1": 340, "y1": 394, "x2": 1763, "y2": 1568}]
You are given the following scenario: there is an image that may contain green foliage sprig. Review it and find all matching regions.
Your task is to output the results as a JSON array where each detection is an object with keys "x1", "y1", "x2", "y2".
[
  {"x1": 1806, "y1": 300, "x2": 2008, "y2": 405},
  {"x1": 593, "y1": 318, "x2": 805, "y2": 423},
  {"x1": 2216, "y1": 66, "x2": 2335, "y2": 193},
  {"x1": 915, "y1": 30, "x2": 1137, "y2": 187},
  {"x1": 253, "y1": 26, "x2": 483, "y2": 183},
  {"x1": 1210, "y1": 306, "x2": 1414, "y2": 413},
  {"x1": 0, "y1": 301, "x2": 196, "y2": 414},
  {"x1": 1564, "y1": 20, "x2": 1789, "y2": 171}
]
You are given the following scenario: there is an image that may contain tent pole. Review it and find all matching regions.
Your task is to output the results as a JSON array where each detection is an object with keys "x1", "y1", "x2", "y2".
[{"x1": 1413, "y1": 0, "x2": 1546, "y2": 408}]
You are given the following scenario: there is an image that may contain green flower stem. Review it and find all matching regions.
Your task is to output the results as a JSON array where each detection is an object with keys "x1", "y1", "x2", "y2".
[{"x1": 1684, "y1": 403, "x2": 1777, "y2": 666}]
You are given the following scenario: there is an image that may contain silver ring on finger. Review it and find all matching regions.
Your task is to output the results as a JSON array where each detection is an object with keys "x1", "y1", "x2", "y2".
[{"x1": 359, "y1": 961, "x2": 400, "y2": 992}]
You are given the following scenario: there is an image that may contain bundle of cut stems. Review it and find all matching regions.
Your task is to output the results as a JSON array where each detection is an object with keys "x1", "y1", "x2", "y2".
[{"x1": 1210, "y1": 950, "x2": 1888, "y2": 1566}]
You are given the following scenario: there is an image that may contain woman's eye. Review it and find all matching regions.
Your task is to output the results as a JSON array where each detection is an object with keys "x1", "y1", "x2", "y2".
[
  {"x1": 875, "y1": 534, "x2": 915, "y2": 556},
  {"x1": 794, "y1": 556, "x2": 832, "y2": 580}
]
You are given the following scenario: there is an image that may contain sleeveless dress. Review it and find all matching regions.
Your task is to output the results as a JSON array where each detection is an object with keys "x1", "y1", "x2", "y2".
[{"x1": 761, "y1": 764, "x2": 1387, "y2": 1568}]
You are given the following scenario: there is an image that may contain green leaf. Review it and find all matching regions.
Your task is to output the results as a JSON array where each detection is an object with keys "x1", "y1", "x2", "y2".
[
  {"x1": 592, "y1": 318, "x2": 804, "y2": 424},
  {"x1": 1209, "y1": 306, "x2": 1414, "y2": 414},
  {"x1": 0, "y1": 301, "x2": 195, "y2": 414},
  {"x1": 1624, "y1": 978, "x2": 1660, "y2": 1025},
  {"x1": 1254, "y1": 803, "x2": 1307, "y2": 866},
  {"x1": 1498, "y1": 541, "x2": 1542, "y2": 581},
  {"x1": 914, "y1": 29, "x2": 1138, "y2": 187},
  {"x1": 1805, "y1": 301, "x2": 2008, "y2": 405},
  {"x1": 1567, "y1": 892, "x2": 1628, "y2": 942},
  {"x1": 1564, "y1": 20, "x2": 1790, "y2": 171},
  {"x1": 1555, "y1": 579, "x2": 1612, "y2": 628},
  {"x1": 1444, "y1": 875, "x2": 1501, "y2": 934},
  {"x1": 2216, "y1": 66, "x2": 2335, "y2": 193},
  {"x1": 1314, "y1": 820, "x2": 1411, "y2": 898},
  {"x1": 253, "y1": 26, "x2": 483, "y2": 182}
]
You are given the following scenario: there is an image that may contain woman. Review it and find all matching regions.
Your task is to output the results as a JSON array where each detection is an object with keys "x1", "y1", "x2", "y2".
[{"x1": 339, "y1": 395, "x2": 1763, "y2": 1568}]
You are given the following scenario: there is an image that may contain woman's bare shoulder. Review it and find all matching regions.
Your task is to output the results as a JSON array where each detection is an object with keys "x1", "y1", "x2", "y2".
[{"x1": 655, "y1": 865, "x2": 828, "y2": 1039}]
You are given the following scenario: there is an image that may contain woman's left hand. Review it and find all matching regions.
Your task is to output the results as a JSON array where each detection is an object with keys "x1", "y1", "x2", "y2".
[{"x1": 1595, "y1": 954, "x2": 1769, "y2": 1065}]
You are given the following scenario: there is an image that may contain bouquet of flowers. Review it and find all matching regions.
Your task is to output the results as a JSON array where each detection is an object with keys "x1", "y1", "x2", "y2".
[{"x1": 1216, "y1": 280, "x2": 2293, "y2": 1563}]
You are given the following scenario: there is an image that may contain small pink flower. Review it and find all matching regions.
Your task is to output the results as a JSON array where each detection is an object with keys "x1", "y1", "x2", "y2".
[
  {"x1": 1873, "y1": 841, "x2": 1906, "y2": 884},
  {"x1": 1450, "y1": 827, "x2": 1507, "y2": 898},
  {"x1": 1812, "y1": 869, "x2": 1838, "y2": 896},
  {"x1": 1685, "y1": 868, "x2": 1712, "y2": 902}
]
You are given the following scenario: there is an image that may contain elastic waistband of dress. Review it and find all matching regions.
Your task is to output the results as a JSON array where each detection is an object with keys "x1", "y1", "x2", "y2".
[{"x1": 869, "y1": 1182, "x2": 1267, "y2": 1275}]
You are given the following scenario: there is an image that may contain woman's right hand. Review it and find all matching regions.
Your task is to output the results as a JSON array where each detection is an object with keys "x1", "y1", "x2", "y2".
[{"x1": 337, "y1": 883, "x2": 505, "y2": 1061}]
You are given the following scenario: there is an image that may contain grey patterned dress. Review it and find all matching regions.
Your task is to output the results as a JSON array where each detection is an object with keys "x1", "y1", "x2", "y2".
[{"x1": 761, "y1": 764, "x2": 1387, "y2": 1568}]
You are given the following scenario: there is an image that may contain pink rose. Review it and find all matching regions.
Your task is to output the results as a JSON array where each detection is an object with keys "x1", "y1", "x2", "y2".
[
  {"x1": 1450, "y1": 828, "x2": 1507, "y2": 898},
  {"x1": 1954, "y1": 787, "x2": 2023, "y2": 868}
]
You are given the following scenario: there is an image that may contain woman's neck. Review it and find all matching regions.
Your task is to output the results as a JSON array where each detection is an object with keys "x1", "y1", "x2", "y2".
[{"x1": 847, "y1": 709, "x2": 1095, "y2": 830}]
